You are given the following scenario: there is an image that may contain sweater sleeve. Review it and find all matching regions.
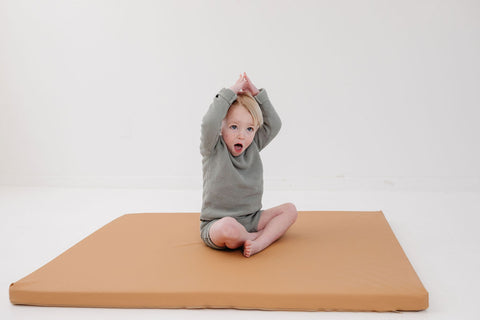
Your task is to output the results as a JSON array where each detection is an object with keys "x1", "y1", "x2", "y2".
[
  {"x1": 254, "y1": 88, "x2": 282, "y2": 151},
  {"x1": 200, "y1": 88, "x2": 237, "y2": 157}
]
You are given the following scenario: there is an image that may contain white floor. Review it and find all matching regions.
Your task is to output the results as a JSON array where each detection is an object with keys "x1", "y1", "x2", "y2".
[{"x1": 1, "y1": 186, "x2": 479, "y2": 320}]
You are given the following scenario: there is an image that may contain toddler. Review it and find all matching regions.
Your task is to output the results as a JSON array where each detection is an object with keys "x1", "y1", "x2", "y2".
[{"x1": 200, "y1": 73, "x2": 297, "y2": 257}]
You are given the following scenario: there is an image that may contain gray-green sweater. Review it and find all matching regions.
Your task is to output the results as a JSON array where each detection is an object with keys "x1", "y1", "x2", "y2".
[{"x1": 200, "y1": 88, "x2": 282, "y2": 221}]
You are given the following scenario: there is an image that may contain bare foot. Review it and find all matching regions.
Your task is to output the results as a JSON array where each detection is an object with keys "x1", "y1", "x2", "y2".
[{"x1": 243, "y1": 240, "x2": 261, "y2": 258}]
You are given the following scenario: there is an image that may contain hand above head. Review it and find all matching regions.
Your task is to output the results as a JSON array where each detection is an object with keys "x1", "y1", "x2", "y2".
[
  {"x1": 242, "y1": 72, "x2": 260, "y2": 96},
  {"x1": 229, "y1": 73, "x2": 260, "y2": 96},
  {"x1": 229, "y1": 74, "x2": 247, "y2": 94}
]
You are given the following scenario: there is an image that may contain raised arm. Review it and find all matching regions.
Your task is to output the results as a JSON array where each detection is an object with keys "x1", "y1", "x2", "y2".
[
  {"x1": 253, "y1": 88, "x2": 282, "y2": 151},
  {"x1": 200, "y1": 88, "x2": 237, "y2": 157},
  {"x1": 241, "y1": 73, "x2": 282, "y2": 151}
]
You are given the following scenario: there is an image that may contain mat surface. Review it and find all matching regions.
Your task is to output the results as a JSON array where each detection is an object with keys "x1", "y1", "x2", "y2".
[{"x1": 10, "y1": 211, "x2": 428, "y2": 311}]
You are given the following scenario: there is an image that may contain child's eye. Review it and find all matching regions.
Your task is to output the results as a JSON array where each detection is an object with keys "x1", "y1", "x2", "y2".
[
  {"x1": 247, "y1": 127, "x2": 254, "y2": 132},
  {"x1": 230, "y1": 125, "x2": 237, "y2": 130}
]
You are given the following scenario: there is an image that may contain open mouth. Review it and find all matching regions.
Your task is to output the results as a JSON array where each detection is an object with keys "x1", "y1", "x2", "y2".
[{"x1": 234, "y1": 143, "x2": 243, "y2": 153}]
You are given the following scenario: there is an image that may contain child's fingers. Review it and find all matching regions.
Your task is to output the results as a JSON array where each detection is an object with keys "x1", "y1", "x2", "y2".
[
  {"x1": 235, "y1": 75, "x2": 245, "y2": 85},
  {"x1": 244, "y1": 75, "x2": 253, "y2": 89},
  {"x1": 232, "y1": 73, "x2": 250, "y2": 93},
  {"x1": 242, "y1": 73, "x2": 259, "y2": 95},
  {"x1": 244, "y1": 73, "x2": 254, "y2": 88}
]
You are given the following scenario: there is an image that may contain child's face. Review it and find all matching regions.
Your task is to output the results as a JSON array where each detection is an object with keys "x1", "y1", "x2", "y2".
[{"x1": 221, "y1": 104, "x2": 257, "y2": 157}]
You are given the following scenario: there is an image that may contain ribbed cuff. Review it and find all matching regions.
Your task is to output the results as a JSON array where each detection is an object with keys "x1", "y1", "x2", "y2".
[
  {"x1": 254, "y1": 88, "x2": 269, "y2": 105},
  {"x1": 217, "y1": 88, "x2": 237, "y2": 105}
]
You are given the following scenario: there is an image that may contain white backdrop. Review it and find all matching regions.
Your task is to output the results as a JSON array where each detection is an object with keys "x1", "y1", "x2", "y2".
[{"x1": 1, "y1": 0, "x2": 479, "y2": 190}]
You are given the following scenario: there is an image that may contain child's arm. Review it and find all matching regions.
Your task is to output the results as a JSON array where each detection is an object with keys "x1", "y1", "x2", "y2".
[
  {"x1": 200, "y1": 88, "x2": 236, "y2": 157},
  {"x1": 242, "y1": 73, "x2": 282, "y2": 151},
  {"x1": 200, "y1": 75, "x2": 248, "y2": 157},
  {"x1": 253, "y1": 89, "x2": 282, "y2": 151}
]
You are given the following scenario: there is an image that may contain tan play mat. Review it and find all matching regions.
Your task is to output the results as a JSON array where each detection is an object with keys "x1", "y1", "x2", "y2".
[{"x1": 10, "y1": 211, "x2": 428, "y2": 311}]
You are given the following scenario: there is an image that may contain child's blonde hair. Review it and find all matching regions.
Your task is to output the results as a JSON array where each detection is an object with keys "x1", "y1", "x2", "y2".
[{"x1": 233, "y1": 92, "x2": 263, "y2": 128}]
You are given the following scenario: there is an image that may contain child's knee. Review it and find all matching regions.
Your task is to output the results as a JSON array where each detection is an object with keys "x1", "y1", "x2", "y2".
[{"x1": 215, "y1": 217, "x2": 243, "y2": 240}]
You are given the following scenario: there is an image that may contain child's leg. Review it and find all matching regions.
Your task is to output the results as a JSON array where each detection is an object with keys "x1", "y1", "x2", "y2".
[
  {"x1": 244, "y1": 203, "x2": 298, "y2": 257},
  {"x1": 209, "y1": 217, "x2": 261, "y2": 250}
]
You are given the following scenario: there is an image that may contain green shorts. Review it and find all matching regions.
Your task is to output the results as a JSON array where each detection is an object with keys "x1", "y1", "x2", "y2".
[{"x1": 200, "y1": 210, "x2": 263, "y2": 250}]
